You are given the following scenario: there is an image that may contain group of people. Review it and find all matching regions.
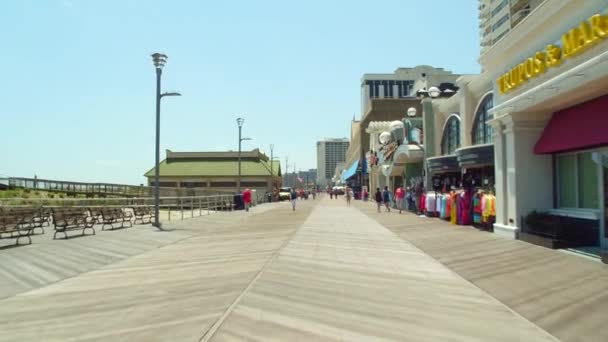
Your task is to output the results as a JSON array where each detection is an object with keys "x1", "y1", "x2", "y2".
[
  {"x1": 287, "y1": 188, "x2": 317, "y2": 211},
  {"x1": 373, "y1": 185, "x2": 410, "y2": 214}
]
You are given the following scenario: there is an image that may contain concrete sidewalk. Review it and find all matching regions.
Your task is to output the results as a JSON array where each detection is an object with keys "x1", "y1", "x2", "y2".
[
  {"x1": 354, "y1": 200, "x2": 608, "y2": 342},
  {"x1": 207, "y1": 199, "x2": 555, "y2": 341}
]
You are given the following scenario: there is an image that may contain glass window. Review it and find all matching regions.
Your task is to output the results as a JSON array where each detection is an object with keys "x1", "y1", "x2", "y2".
[
  {"x1": 557, "y1": 154, "x2": 577, "y2": 208},
  {"x1": 578, "y1": 152, "x2": 599, "y2": 209},
  {"x1": 441, "y1": 115, "x2": 461, "y2": 155},
  {"x1": 472, "y1": 94, "x2": 494, "y2": 145},
  {"x1": 556, "y1": 151, "x2": 599, "y2": 209}
]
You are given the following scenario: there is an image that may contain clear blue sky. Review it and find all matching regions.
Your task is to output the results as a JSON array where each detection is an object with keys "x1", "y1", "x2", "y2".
[{"x1": 0, "y1": 0, "x2": 480, "y2": 185}]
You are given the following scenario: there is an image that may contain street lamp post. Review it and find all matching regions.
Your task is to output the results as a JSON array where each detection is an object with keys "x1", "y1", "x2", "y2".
[
  {"x1": 270, "y1": 144, "x2": 275, "y2": 189},
  {"x1": 151, "y1": 53, "x2": 181, "y2": 229},
  {"x1": 411, "y1": 84, "x2": 458, "y2": 190},
  {"x1": 236, "y1": 117, "x2": 252, "y2": 193},
  {"x1": 268, "y1": 144, "x2": 280, "y2": 200}
]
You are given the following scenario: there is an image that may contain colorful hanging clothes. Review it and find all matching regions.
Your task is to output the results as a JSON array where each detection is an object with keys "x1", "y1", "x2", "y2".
[
  {"x1": 426, "y1": 193, "x2": 436, "y2": 214},
  {"x1": 450, "y1": 193, "x2": 457, "y2": 224},
  {"x1": 420, "y1": 193, "x2": 426, "y2": 213},
  {"x1": 436, "y1": 195, "x2": 442, "y2": 218},
  {"x1": 457, "y1": 194, "x2": 464, "y2": 225},
  {"x1": 473, "y1": 194, "x2": 482, "y2": 224},
  {"x1": 458, "y1": 191, "x2": 472, "y2": 225},
  {"x1": 482, "y1": 195, "x2": 496, "y2": 223},
  {"x1": 445, "y1": 194, "x2": 451, "y2": 220}
]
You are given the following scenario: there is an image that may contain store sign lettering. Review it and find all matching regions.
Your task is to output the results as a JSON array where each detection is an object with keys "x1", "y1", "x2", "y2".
[{"x1": 497, "y1": 10, "x2": 608, "y2": 95}]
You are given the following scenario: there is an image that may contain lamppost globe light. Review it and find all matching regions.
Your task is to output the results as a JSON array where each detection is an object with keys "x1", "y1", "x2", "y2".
[
  {"x1": 407, "y1": 107, "x2": 417, "y2": 117},
  {"x1": 237, "y1": 117, "x2": 244, "y2": 128},
  {"x1": 151, "y1": 53, "x2": 168, "y2": 69},
  {"x1": 428, "y1": 86, "x2": 441, "y2": 98}
]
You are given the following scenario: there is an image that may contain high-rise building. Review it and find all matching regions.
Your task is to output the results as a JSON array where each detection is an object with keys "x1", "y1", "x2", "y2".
[
  {"x1": 479, "y1": 0, "x2": 545, "y2": 53},
  {"x1": 360, "y1": 66, "x2": 460, "y2": 117},
  {"x1": 316, "y1": 138, "x2": 349, "y2": 187}
]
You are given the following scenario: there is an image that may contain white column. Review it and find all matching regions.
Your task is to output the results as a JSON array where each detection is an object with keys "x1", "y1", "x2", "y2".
[
  {"x1": 362, "y1": 84, "x2": 370, "y2": 115},
  {"x1": 491, "y1": 119, "x2": 507, "y2": 228},
  {"x1": 393, "y1": 84, "x2": 399, "y2": 99},
  {"x1": 379, "y1": 84, "x2": 385, "y2": 98},
  {"x1": 493, "y1": 112, "x2": 552, "y2": 239}
]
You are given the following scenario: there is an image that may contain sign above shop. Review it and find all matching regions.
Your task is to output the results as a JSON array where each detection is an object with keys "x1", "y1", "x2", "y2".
[{"x1": 497, "y1": 10, "x2": 608, "y2": 95}]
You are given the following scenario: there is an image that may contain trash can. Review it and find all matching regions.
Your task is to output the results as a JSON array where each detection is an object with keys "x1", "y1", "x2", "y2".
[{"x1": 233, "y1": 194, "x2": 244, "y2": 210}]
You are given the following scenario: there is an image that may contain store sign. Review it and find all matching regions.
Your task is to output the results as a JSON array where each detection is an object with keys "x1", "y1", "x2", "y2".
[{"x1": 497, "y1": 10, "x2": 608, "y2": 95}]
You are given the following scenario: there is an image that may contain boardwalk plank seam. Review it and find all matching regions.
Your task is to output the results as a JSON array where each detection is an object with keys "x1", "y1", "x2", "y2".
[{"x1": 199, "y1": 206, "x2": 314, "y2": 342}]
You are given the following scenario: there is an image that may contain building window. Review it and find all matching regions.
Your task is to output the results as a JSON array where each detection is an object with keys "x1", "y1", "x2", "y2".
[
  {"x1": 149, "y1": 182, "x2": 178, "y2": 187},
  {"x1": 385, "y1": 80, "x2": 393, "y2": 97},
  {"x1": 240, "y1": 181, "x2": 268, "y2": 188},
  {"x1": 556, "y1": 152, "x2": 599, "y2": 209},
  {"x1": 491, "y1": 0, "x2": 508, "y2": 17},
  {"x1": 210, "y1": 182, "x2": 237, "y2": 187},
  {"x1": 441, "y1": 115, "x2": 461, "y2": 155},
  {"x1": 181, "y1": 181, "x2": 206, "y2": 188},
  {"x1": 472, "y1": 93, "x2": 494, "y2": 145},
  {"x1": 492, "y1": 29, "x2": 509, "y2": 44},
  {"x1": 492, "y1": 13, "x2": 510, "y2": 31}
]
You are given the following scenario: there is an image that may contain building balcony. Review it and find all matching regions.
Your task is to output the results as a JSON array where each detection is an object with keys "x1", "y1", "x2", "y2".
[
  {"x1": 511, "y1": 7, "x2": 531, "y2": 28},
  {"x1": 510, "y1": 0, "x2": 530, "y2": 14}
]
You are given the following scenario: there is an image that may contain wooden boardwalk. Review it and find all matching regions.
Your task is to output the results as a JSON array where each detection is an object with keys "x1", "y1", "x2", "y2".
[
  {"x1": 1, "y1": 198, "x2": 595, "y2": 341},
  {"x1": 207, "y1": 201, "x2": 555, "y2": 341},
  {"x1": 354, "y1": 200, "x2": 608, "y2": 342},
  {"x1": 0, "y1": 202, "x2": 311, "y2": 342}
]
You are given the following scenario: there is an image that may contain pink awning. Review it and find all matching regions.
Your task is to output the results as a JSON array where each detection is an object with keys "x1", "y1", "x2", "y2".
[{"x1": 534, "y1": 94, "x2": 608, "y2": 154}]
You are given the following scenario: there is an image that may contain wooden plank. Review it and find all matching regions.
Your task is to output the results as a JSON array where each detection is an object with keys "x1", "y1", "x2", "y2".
[
  {"x1": 0, "y1": 202, "x2": 312, "y2": 342},
  {"x1": 356, "y1": 200, "x2": 608, "y2": 342},
  {"x1": 210, "y1": 202, "x2": 556, "y2": 341}
]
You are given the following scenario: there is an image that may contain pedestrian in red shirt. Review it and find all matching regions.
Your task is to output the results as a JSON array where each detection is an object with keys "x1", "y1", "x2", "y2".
[
  {"x1": 243, "y1": 188, "x2": 252, "y2": 212},
  {"x1": 395, "y1": 185, "x2": 405, "y2": 214}
]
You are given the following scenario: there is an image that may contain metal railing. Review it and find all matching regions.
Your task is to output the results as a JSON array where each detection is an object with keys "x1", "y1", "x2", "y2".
[
  {"x1": 0, "y1": 191, "x2": 273, "y2": 222},
  {"x1": 0, "y1": 195, "x2": 238, "y2": 222},
  {"x1": 0, "y1": 177, "x2": 235, "y2": 198}
]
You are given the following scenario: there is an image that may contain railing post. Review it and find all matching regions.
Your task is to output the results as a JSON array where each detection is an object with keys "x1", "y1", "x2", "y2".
[
  {"x1": 168, "y1": 199, "x2": 171, "y2": 221},
  {"x1": 191, "y1": 197, "x2": 194, "y2": 218},
  {"x1": 180, "y1": 198, "x2": 184, "y2": 220},
  {"x1": 198, "y1": 197, "x2": 202, "y2": 217}
]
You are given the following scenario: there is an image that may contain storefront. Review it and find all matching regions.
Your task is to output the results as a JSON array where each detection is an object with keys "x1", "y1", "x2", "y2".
[
  {"x1": 425, "y1": 105, "x2": 497, "y2": 228},
  {"x1": 485, "y1": 0, "x2": 608, "y2": 260}
]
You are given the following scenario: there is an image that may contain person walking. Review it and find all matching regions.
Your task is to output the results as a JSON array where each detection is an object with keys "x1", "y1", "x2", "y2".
[
  {"x1": 289, "y1": 188, "x2": 298, "y2": 211},
  {"x1": 395, "y1": 185, "x2": 405, "y2": 214},
  {"x1": 382, "y1": 186, "x2": 391, "y2": 212},
  {"x1": 345, "y1": 187, "x2": 352, "y2": 207},
  {"x1": 242, "y1": 188, "x2": 252, "y2": 212},
  {"x1": 374, "y1": 187, "x2": 382, "y2": 213}
]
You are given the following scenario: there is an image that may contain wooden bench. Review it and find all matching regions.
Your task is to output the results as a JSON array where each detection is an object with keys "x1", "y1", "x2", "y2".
[
  {"x1": 86, "y1": 207, "x2": 104, "y2": 228},
  {"x1": 0, "y1": 207, "x2": 36, "y2": 245},
  {"x1": 131, "y1": 206, "x2": 155, "y2": 225},
  {"x1": 4, "y1": 207, "x2": 46, "y2": 234},
  {"x1": 100, "y1": 208, "x2": 133, "y2": 230},
  {"x1": 51, "y1": 207, "x2": 94, "y2": 239},
  {"x1": 39, "y1": 207, "x2": 52, "y2": 228}
]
